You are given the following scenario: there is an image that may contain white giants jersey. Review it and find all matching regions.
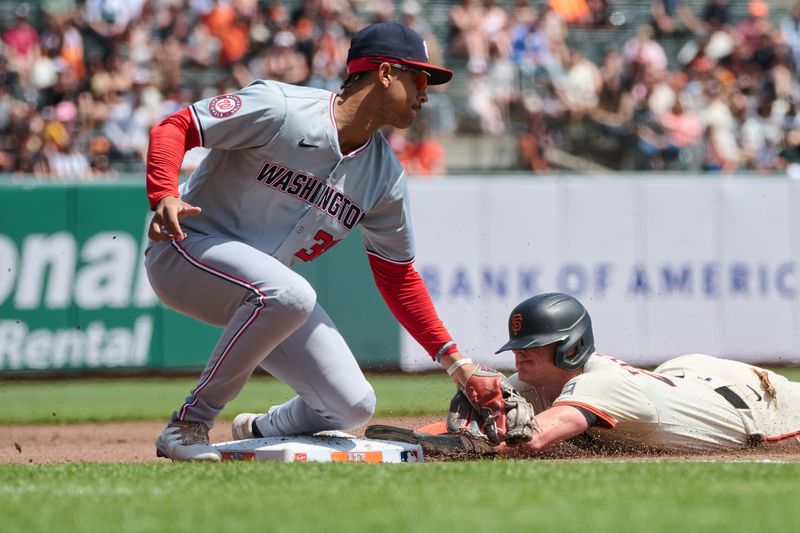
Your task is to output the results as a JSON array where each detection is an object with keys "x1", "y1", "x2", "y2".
[
  {"x1": 181, "y1": 80, "x2": 414, "y2": 266},
  {"x1": 513, "y1": 354, "x2": 800, "y2": 452},
  {"x1": 552, "y1": 354, "x2": 751, "y2": 451}
]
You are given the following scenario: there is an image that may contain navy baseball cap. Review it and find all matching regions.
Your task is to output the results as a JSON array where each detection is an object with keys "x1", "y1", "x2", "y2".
[{"x1": 346, "y1": 22, "x2": 453, "y2": 85}]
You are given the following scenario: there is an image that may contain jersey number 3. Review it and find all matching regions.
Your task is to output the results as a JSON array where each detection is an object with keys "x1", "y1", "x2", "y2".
[{"x1": 294, "y1": 230, "x2": 340, "y2": 262}]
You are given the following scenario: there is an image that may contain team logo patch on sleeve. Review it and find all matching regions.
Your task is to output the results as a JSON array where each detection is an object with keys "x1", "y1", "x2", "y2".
[{"x1": 209, "y1": 94, "x2": 242, "y2": 118}]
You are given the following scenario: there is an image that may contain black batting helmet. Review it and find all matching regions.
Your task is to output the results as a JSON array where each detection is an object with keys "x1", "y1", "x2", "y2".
[{"x1": 495, "y1": 293, "x2": 595, "y2": 371}]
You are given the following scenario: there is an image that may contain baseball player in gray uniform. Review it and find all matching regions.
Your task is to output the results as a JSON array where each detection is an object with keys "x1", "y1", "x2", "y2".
[{"x1": 145, "y1": 23, "x2": 533, "y2": 461}]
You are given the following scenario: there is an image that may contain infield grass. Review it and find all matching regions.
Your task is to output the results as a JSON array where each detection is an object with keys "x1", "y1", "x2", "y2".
[
  {"x1": 1, "y1": 461, "x2": 798, "y2": 533},
  {"x1": 3, "y1": 370, "x2": 800, "y2": 532},
  {"x1": 0, "y1": 373, "x2": 456, "y2": 424},
  {"x1": 2, "y1": 368, "x2": 800, "y2": 424}
]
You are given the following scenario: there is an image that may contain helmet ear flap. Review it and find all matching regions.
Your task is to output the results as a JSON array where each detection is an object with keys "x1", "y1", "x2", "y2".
[{"x1": 553, "y1": 320, "x2": 595, "y2": 370}]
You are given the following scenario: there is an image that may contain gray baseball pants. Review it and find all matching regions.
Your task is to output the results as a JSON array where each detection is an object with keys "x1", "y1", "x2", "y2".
[{"x1": 144, "y1": 233, "x2": 376, "y2": 435}]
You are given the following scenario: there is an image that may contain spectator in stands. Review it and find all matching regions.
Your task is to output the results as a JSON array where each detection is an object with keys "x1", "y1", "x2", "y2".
[
  {"x1": 88, "y1": 0, "x2": 145, "y2": 31},
  {"x1": 82, "y1": 130, "x2": 114, "y2": 176},
  {"x1": 736, "y1": 1, "x2": 776, "y2": 71},
  {"x1": 622, "y1": 25, "x2": 668, "y2": 75},
  {"x1": 556, "y1": 49, "x2": 602, "y2": 120},
  {"x1": 387, "y1": 118, "x2": 446, "y2": 177},
  {"x1": 701, "y1": 124, "x2": 732, "y2": 172},
  {"x1": 45, "y1": 138, "x2": 91, "y2": 179},
  {"x1": 746, "y1": 0, "x2": 770, "y2": 24},
  {"x1": 58, "y1": 12, "x2": 86, "y2": 82},
  {"x1": 2, "y1": 3, "x2": 40, "y2": 88},
  {"x1": 778, "y1": 127, "x2": 800, "y2": 178},
  {"x1": 448, "y1": 0, "x2": 489, "y2": 73},
  {"x1": 588, "y1": 52, "x2": 634, "y2": 138},
  {"x1": 511, "y1": 4, "x2": 548, "y2": 73},
  {"x1": 700, "y1": 83, "x2": 740, "y2": 172},
  {"x1": 548, "y1": 0, "x2": 591, "y2": 27},
  {"x1": 204, "y1": 0, "x2": 251, "y2": 66},
  {"x1": 481, "y1": 0, "x2": 512, "y2": 59},
  {"x1": 740, "y1": 98, "x2": 783, "y2": 171},
  {"x1": 585, "y1": 0, "x2": 610, "y2": 28},
  {"x1": 650, "y1": 0, "x2": 704, "y2": 36},
  {"x1": 485, "y1": 40, "x2": 519, "y2": 121},
  {"x1": 0, "y1": 81, "x2": 16, "y2": 171},
  {"x1": 102, "y1": 87, "x2": 149, "y2": 164},
  {"x1": 307, "y1": 25, "x2": 348, "y2": 91},
  {"x1": 13, "y1": 107, "x2": 49, "y2": 175},
  {"x1": 780, "y1": 3, "x2": 800, "y2": 73},
  {"x1": 632, "y1": 96, "x2": 680, "y2": 170},
  {"x1": 647, "y1": 70, "x2": 680, "y2": 118},
  {"x1": 519, "y1": 106, "x2": 553, "y2": 172},
  {"x1": 770, "y1": 54, "x2": 795, "y2": 106},
  {"x1": 658, "y1": 97, "x2": 703, "y2": 169},
  {"x1": 702, "y1": 0, "x2": 732, "y2": 31},
  {"x1": 511, "y1": 1, "x2": 565, "y2": 86},
  {"x1": 2, "y1": 0, "x2": 800, "y2": 177},
  {"x1": 250, "y1": 30, "x2": 310, "y2": 84},
  {"x1": 466, "y1": 64, "x2": 507, "y2": 134},
  {"x1": 538, "y1": 2, "x2": 570, "y2": 64},
  {"x1": 412, "y1": 131, "x2": 446, "y2": 177}
]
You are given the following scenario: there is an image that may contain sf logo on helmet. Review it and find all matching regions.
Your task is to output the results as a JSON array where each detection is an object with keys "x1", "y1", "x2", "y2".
[{"x1": 511, "y1": 313, "x2": 523, "y2": 336}]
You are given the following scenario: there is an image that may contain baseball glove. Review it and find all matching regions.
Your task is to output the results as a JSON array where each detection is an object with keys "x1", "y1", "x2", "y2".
[
  {"x1": 458, "y1": 366, "x2": 538, "y2": 446},
  {"x1": 364, "y1": 424, "x2": 494, "y2": 456}
]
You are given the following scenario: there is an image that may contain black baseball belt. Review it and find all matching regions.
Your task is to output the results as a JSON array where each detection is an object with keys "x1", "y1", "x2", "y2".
[
  {"x1": 714, "y1": 385, "x2": 764, "y2": 446},
  {"x1": 714, "y1": 386, "x2": 749, "y2": 409}
]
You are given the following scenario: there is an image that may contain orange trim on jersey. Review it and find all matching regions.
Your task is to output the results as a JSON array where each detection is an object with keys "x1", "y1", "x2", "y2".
[
  {"x1": 553, "y1": 400, "x2": 617, "y2": 429},
  {"x1": 763, "y1": 429, "x2": 800, "y2": 443},
  {"x1": 416, "y1": 420, "x2": 447, "y2": 435}
]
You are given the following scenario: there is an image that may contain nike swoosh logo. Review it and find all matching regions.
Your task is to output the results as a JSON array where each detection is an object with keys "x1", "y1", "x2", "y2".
[
  {"x1": 298, "y1": 139, "x2": 319, "y2": 148},
  {"x1": 746, "y1": 385, "x2": 762, "y2": 401}
]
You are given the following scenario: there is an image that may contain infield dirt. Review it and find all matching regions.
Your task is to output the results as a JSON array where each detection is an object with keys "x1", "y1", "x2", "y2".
[{"x1": 2, "y1": 417, "x2": 800, "y2": 464}]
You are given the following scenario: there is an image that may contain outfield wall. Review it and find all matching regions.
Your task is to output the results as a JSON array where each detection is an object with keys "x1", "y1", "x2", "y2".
[
  {"x1": 401, "y1": 176, "x2": 800, "y2": 370},
  {"x1": 0, "y1": 181, "x2": 396, "y2": 373},
  {"x1": 2, "y1": 176, "x2": 799, "y2": 374}
]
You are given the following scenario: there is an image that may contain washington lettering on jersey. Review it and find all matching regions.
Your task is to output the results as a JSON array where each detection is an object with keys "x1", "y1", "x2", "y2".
[{"x1": 253, "y1": 161, "x2": 366, "y2": 230}]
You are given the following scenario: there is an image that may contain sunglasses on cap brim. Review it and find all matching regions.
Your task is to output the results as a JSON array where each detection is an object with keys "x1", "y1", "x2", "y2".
[{"x1": 369, "y1": 60, "x2": 429, "y2": 91}]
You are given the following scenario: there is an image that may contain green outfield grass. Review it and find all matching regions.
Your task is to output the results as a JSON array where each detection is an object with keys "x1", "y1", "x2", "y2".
[
  {"x1": 0, "y1": 373, "x2": 457, "y2": 424},
  {"x1": 2, "y1": 368, "x2": 800, "y2": 424},
  {"x1": 1, "y1": 461, "x2": 798, "y2": 533},
  {"x1": 3, "y1": 369, "x2": 800, "y2": 532}
]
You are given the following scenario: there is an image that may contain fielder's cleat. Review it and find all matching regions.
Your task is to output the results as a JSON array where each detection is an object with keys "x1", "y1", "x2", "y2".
[
  {"x1": 232, "y1": 412, "x2": 263, "y2": 440},
  {"x1": 155, "y1": 420, "x2": 221, "y2": 462}
]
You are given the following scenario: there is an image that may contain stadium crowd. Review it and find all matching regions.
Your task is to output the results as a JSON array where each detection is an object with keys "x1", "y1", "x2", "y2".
[{"x1": 3, "y1": 0, "x2": 800, "y2": 177}]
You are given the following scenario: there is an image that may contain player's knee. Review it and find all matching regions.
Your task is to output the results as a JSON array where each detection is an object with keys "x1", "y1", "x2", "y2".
[
  {"x1": 329, "y1": 388, "x2": 376, "y2": 429},
  {"x1": 350, "y1": 388, "x2": 377, "y2": 426},
  {"x1": 275, "y1": 278, "x2": 317, "y2": 321}
]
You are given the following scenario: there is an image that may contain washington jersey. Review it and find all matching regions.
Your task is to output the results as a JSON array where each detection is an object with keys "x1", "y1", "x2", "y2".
[{"x1": 181, "y1": 80, "x2": 414, "y2": 266}]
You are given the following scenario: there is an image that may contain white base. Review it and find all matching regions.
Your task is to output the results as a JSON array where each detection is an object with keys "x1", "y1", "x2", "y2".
[{"x1": 213, "y1": 431, "x2": 424, "y2": 463}]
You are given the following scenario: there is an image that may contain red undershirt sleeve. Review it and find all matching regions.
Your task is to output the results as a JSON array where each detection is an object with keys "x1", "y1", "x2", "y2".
[
  {"x1": 367, "y1": 253, "x2": 458, "y2": 361},
  {"x1": 146, "y1": 107, "x2": 201, "y2": 210}
]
